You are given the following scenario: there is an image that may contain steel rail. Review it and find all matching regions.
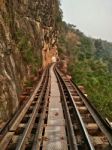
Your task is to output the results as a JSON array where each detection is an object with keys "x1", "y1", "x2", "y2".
[
  {"x1": 55, "y1": 67, "x2": 95, "y2": 150},
  {"x1": 15, "y1": 68, "x2": 50, "y2": 150},
  {"x1": 32, "y1": 71, "x2": 51, "y2": 150},
  {"x1": 0, "y1": 67, "x2": 48, "y2": 150},
  {"x1": 54, "y1": 67, "x2": 78, "y2": 150},
  {"x1": 0, "y1": 69, "x2": 47, "y2": 138},
  {"x1": 71, "y1": 80, "x2": 112, "y2": 147}
]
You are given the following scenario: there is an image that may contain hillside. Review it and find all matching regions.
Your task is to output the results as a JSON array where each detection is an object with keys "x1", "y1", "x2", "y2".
[
  {"x1": 0, "y1": 0, "x2": 112, "y2": 122},
  {"x1": 58, "y1": 21, "x2": 112, "y2": 120}
]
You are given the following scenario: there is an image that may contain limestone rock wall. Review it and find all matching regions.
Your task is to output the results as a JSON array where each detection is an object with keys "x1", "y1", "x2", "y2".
[{"x1": 0, "y1": 0, "x2": 60, "y2": 121}]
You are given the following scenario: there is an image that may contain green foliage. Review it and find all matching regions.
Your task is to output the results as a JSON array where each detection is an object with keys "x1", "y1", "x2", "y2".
[
  {"x1": 59, "y1": 22, "x2": 112, "y2": 120},
  {"x1": 69, "y1": 59, "x2": 112, "y2": 120},
  {"x1": 25, "y1": 80, "x2": 33, "y2": 87},
  {"x1": 22, "y1": 48, "x2": 34, "y2": 64},
  {"x1": 15, "y1": 28, "x2": 41, "y2": 74},
  {"x1": 53, "y1": 0, "x2": 63, "y2": 29},
  {"x1": 17, "y1": 36, "x2": 35, "y2": 64}
]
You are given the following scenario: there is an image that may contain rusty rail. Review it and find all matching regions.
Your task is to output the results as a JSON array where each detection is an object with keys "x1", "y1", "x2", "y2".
[
  {"x1": 1, "y1": 63, "x2": 112, "y2": 150},
  {"x1": 54, "y1": 65, "x2": 112, "y2": 150},
  {"x1": 0, "y1": 66, "x2": 50, "y2": 150}
]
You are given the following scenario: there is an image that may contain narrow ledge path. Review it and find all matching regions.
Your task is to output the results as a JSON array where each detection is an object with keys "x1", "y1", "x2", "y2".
[{"x1": 43, "y1": 64, "x2": 68, "y2": 150}]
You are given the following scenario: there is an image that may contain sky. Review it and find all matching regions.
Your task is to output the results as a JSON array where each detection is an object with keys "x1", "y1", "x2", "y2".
[{"x1": 61, "y1": 0, "x2": 112, "y2": 42}]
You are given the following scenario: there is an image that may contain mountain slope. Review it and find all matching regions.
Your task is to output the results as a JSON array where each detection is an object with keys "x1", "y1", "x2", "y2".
[{"x1": 58, "y1": 22, "x2": 112, "y2": 120}]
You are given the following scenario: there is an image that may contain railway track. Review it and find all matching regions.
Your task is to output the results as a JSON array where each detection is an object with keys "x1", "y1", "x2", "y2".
[
  {"x1": 55, "y1": 65, "x2": 112, "y2": 150},
  {"x1": 0, "y1": 64, "x2": 112, "y2": 150},
  {"x1": 0, "y1": 66, "x2": 50, "y2": 150}
]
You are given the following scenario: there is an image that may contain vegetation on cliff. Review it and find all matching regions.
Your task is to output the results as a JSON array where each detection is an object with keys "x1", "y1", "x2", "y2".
[
  {"x1": 58, "y1": 22, "x2": 112, "y2": 120},
  {"x1": 0, "y1": 0, "x2": 111, "y2": 122},
  {"x1": 0, "y1": 0, "x2": 62, "y2": 121}
]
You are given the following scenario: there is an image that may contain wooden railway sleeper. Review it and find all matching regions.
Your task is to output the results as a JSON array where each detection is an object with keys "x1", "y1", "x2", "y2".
[{"x1": 56, "y1": 67, "x2": 112, "y2": 149}]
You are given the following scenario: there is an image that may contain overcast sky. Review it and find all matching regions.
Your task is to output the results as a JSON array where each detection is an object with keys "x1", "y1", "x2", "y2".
[{"x1": 61, "y1": 0, "x2": 112, "y2": 42}]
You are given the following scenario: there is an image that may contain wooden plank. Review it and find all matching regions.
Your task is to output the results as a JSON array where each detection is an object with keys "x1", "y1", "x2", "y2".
[
  {"x1": 43, "y1": 65, "x2": 68, "y2": 150},
  {"x1": 43, "y1": 126, "x2": 68, "y2": 150}
]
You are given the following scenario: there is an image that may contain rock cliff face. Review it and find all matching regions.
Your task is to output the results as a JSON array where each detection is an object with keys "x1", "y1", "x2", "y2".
[{"x1": 0, "y1": 0, "x2": 61, "y2": 121}]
